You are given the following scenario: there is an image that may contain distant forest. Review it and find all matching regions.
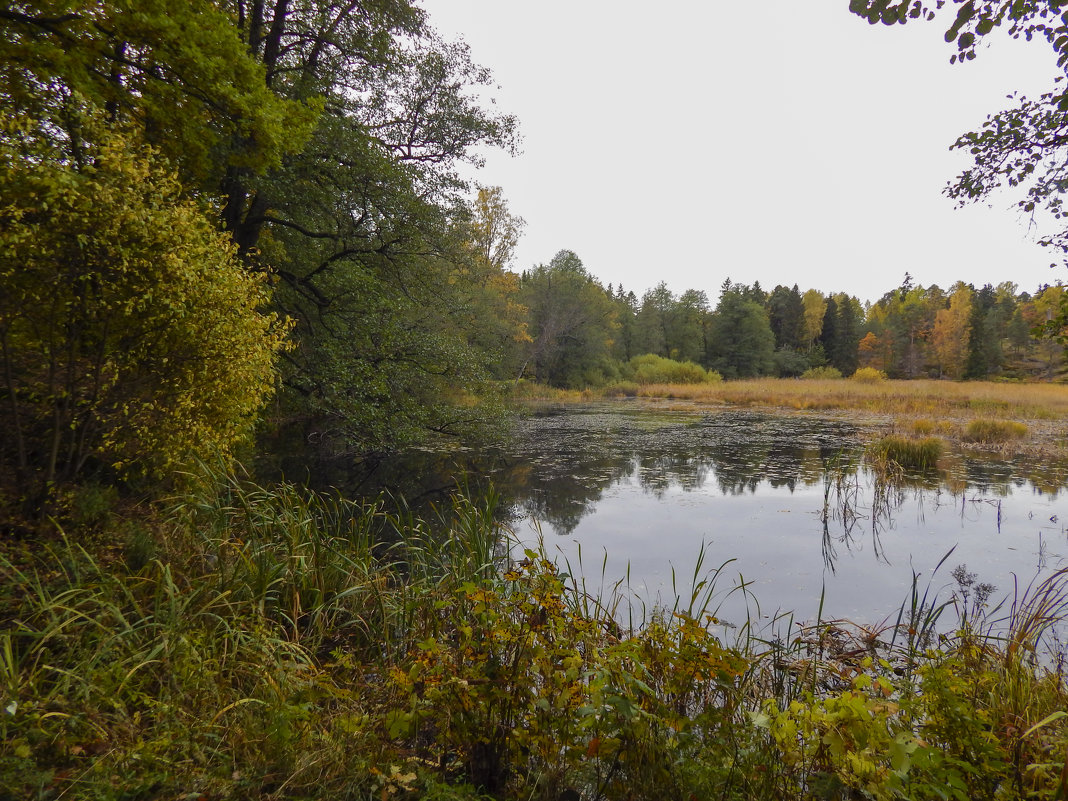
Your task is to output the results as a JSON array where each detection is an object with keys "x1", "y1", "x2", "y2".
[{"x1": 510, "y1": 250, "x2": 1066, "y2": 387}]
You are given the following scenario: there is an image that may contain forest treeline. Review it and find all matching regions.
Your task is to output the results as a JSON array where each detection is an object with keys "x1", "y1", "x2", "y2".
[{"x1": 506, "y1": 252, "x2": 1067, "y2": 388}]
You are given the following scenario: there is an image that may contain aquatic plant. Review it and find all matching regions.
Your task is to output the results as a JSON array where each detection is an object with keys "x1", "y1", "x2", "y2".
[
  {"x1": 962, "y1": 418, "x2": 1029, "y2": 444},
  {"x1": 867, "y1": 435, "x2": 943, "y2": 473}
]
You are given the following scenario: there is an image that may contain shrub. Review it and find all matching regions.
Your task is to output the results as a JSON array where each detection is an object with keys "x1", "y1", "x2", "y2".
[
  {"x1": 962, "y1": 419, "x2": 1028, "y2": 444},
  {"x1": 0, "y1": 123, "x2": 290, "y2": 499},
  {"x1": 852, "y1": 367, "x2": 888, "y2": 383},
  {"x1": 773, "y1": 348, "x2": 810, "y2": 378},
  {"x1": 800, "y1": 366, "x2": 843, "y2": 380},
  {"x1": 625, "y1": 354, "x2": 720, "y2": 385}
]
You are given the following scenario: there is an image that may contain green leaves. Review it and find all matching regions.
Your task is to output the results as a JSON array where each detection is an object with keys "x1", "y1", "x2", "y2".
[{"x1": 0, "y1": 119, "x2": 290, "y2": 492}]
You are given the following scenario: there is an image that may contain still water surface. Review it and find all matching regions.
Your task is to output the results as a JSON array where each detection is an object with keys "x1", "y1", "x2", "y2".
[
  {"x1": 488, "y1": 403, "x2": 1068, "y2": 628},
  {"x1": 307, "y1": 401, "x2": 1068, "y2": 627}
]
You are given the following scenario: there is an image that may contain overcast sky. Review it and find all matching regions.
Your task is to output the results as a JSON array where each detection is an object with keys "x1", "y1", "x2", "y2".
[{"x1": 426, "y1": 1, "x2": 1064, "y2": 305}]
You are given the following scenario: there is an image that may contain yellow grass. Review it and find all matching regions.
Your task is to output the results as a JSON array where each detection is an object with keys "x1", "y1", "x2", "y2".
[{"x1": 633, "y1": 378, "x2": 1068, "y2": 421}]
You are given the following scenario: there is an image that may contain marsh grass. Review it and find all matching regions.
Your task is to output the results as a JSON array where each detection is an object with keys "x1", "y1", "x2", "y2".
[
  {"x1": 867, "y1": 435, "x2": 943, "y2": 473},
  {"x1": 631, "y1": 377, "x2": 1068, "y2": 421},
  {"x1": 963, "y1": 418, "x2": 1030, "y2": 443},
  {"x1": 6, "y1": 473, "x2": 1068, "y2": 800}
]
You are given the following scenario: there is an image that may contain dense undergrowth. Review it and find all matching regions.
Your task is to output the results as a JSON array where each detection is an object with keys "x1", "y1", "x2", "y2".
[{"x1": 3, "y1": 472, "x2": 1068, "y2": 800}]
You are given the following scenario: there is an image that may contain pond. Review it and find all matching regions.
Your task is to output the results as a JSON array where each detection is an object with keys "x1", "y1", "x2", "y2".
[
  {"x1": 286, "y1": 401, "x2": 1068, "y2": 629},
  {"x1": 484, "y1": 402, "x2": 1068, "y2": 629}
]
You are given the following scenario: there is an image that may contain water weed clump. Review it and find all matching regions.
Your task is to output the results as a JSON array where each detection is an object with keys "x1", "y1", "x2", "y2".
[
  {"x1": 963, "y1": 418, "x2": 1029, "y2": 444},
  {"x1": 867, "y1": 435, "x2": 943, "y2": 473}
]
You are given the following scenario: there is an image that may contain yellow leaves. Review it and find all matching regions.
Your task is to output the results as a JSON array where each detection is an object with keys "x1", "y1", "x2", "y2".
[{"x1": 1, "y1": 120, "x2": 291, "y2": 483}]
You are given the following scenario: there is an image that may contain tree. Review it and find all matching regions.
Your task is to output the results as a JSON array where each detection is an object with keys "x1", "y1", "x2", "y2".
[
  {"x1": 802, "y1": 289, "x2": 828, "y2": 346},
  {"x1": 0, "y1": 0, "x2": 319, "y2": 191},
  {"x1": 858, "y1": 331, "x2": 893, "y2": 371},
  {"x1": 819, "y1": 296, "x2": 840, "y2": 368},
  {"x1": 672, "y1": 289, "x2": 710, "y2": 364},
  {"x1": 0, "y1": 123, "x2": 289, "y2": 508},
  {"x1": 633, "y1": 283, "x2": 673, "y2": 357},
  {"x1": 832, "y1": 294, "x2": 863, "y2": 374},
  {"x1": 768, "y1": 285, "x2": 806, "y2": 351},
  {"x1": 964, "y1": 283, "x2": 1002, "y2": 377},
  {"x1": 450, "y1": 191, "x2": 530, "y2": 382},
  {"x1": 470, "y1": 186, "x2": 525, "y2": 271},
  {"x1": 517, "y1": 251, "x2": 618, "y2": 387},
  {"x1": 609, "y1": 286, "x2": 640, "y2": 362},
  {"x1": 706, "y1": 286, "x2": 775, "y2": 378},
  {"x1": 932, "y1": 283, "x2": 974, "y2": 378},
  {"x1": 1030, "y1": 283, "x2": 1068, "y2": 377},
  {"x1": 2, "y1": 0, "x2": 522, "y2": 457},
  {"x1": 226, "y1": 8, "x2": 519, "y2": 452}
]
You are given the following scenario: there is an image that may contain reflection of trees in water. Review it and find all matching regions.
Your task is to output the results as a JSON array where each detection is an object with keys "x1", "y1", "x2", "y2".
[
  {"x1": 276, "y1": 405, "x2": 1068, "y2": 544},
  {"x1": 515, "y1": 451, "x2": 635, "y2": 536},
  {"x1": 816, "y1": 463, "x2": 1015, "y2": 575},
  {"x1": 941, "y1": 450, "x2": 1068, "y2": 499},
  {"x1": 633, "y1": 452, "x2": 713, "y2": 497}
]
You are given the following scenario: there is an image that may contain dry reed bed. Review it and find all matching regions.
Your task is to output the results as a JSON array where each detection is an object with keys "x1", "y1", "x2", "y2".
[{"x1": 632, "y1": 379, "x2": 1068, "y2": 460}]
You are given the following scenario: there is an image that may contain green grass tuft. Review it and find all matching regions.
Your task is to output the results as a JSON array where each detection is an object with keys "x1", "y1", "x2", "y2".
[{"x1": 867, "y1": 435, "x2": 943, "y2": 472}]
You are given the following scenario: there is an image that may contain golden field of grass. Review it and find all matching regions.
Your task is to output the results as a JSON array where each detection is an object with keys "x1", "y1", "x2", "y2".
[{"x1": 634, "y1": 377, "x2": 1066, "y2": 418}]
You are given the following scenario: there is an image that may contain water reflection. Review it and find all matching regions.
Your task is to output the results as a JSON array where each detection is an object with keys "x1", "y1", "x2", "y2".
[
  {"x1": 272, "y1": 401, "x2": 1068, "y2": 624},
  {"x1": 495, "y1": 404, "x2": 1068, "y2": 624}
]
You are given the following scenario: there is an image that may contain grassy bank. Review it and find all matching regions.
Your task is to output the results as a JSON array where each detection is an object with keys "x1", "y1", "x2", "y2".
[{"x1": 4, "y1": 474, "x2": 1068, "y2": 800}]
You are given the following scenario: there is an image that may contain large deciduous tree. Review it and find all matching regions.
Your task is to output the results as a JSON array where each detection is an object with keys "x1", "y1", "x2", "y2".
[
  {"x1": 210, "y1": 1, "x2": 520, "y2": 452},
  {"x1": 0, "y1": 0, "x2": 319, "y2": 189},
  {"x1": 2, "y1": 0, "x2": 523, "y2": 479},
  {"x1": 932, "y1": 283, "x2": 974, "y2": 378}
]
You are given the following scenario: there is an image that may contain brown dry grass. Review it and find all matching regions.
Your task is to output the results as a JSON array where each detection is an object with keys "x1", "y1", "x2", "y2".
[
  {"x1": 632, "y1": 378, "x2": 1068, "y2": 459},
  {"x1": 635, "y1": 378, "x2": 1067, "y2": 418}
]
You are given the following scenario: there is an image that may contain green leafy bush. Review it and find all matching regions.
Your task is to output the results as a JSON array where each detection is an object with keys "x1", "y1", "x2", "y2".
[
  {"x1": 625, "y1": 354, "x2": 721, "y2": 385},
  {"x1": 0, "y1": 121, "x2": 290, "y2": 498}
]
